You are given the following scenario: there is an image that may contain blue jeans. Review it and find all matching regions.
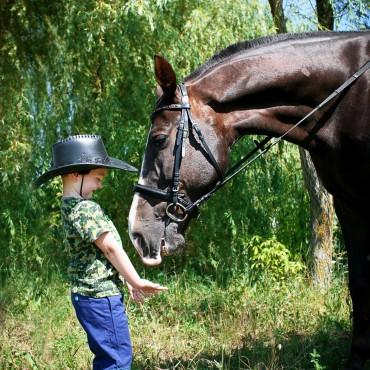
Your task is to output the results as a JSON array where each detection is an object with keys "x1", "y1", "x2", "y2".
[{"x1": 72, "y1": 293, "x2": 132, "y2": 370}]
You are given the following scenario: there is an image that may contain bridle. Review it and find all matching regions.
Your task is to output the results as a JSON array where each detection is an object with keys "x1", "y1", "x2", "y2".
[
  {"x1": 134, "y1": 83, "x2": 224, "y2": 222},
  {"x1": 134, "y1": 61, "x2": 370, "y2": 223}
]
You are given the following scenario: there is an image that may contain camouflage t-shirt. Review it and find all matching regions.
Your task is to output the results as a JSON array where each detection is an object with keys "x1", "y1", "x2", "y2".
[{"x1": 61, "y1": 197, "x2": 122, "y2": 298}]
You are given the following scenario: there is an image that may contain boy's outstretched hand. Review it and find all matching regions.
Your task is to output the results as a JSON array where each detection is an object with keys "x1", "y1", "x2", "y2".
[
  {"x1": 126, "y1": 280, "x2": 168, "y2": 303},
  {"x1": 126, "y1": 282, "x2": 145, "y2": 303},
  {"x1": 138, "y1": 279, "x2": 168, "y2": 294}
]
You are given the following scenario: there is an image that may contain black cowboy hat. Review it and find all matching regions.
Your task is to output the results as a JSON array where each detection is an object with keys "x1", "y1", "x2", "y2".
[{"x1": 35, "y1": 134, "x2": 137, "y2": 187}]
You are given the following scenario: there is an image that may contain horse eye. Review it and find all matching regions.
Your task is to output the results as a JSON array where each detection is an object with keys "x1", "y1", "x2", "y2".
[{"x1": 152, "y1": 134, "x2": 168, "y2": 149}]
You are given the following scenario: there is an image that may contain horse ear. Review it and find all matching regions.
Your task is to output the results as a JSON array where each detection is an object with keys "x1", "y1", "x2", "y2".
[{"x1": 154, "y1": 55, "x2": 177, "y2": 96}]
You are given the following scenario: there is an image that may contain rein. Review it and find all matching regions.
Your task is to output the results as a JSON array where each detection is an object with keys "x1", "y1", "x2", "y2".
[{"x1": 134, "y1": 60, "x2": 370, "y2": 223}]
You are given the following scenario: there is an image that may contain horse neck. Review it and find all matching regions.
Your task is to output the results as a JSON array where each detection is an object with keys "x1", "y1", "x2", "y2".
[{"x1": 187, "y1": 33, "x2": 366, "y2": 149}]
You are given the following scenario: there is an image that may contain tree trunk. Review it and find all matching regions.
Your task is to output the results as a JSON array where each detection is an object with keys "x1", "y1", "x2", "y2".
[
  {"x1": 316, "y1": 0, "x2": 334, "y2": 30},
  {"x1": 268, "y1": 0, "x2": 287, "y2": 33},
  {"x1": 310, "y1": 0, "x2": 335, "y2": 290},
  {"x1": 268, "y1": 0, "x2": 334, "y2": 289},
  {"x1": 299, "y1": 149, "x2": 334, "y2": 289}
]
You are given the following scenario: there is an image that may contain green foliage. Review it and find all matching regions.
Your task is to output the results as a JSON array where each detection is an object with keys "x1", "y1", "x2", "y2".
[
  {"x1": 310, "y1": 349, "x2": 327, "y2": 370},
  {"x1": 246, "y1": 235, "x2": 304, "y2": 283},
  {"x1": 185, "y1": 140, "x2": 309, "y2": 282},
  {"x1": 0, "y1": 0, "x2": 281, "y2": 287}
]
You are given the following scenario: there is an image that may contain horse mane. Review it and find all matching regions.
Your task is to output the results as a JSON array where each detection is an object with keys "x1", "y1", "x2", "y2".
[{"x1": 185, "y1": 31, "x2": 352, "y2": 81}]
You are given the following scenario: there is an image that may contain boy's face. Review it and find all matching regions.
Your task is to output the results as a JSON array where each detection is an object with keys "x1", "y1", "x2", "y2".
[{"x1": 80, "y1": 168, "x2": 108, "y2": 199}]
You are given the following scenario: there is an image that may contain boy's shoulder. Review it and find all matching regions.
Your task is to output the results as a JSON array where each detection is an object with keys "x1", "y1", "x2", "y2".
[
  {"x1": 74, "y1": 199, "x2": 102, "y2": 211},
  {"x1": 62, "y1": 199, "x2": 111, "y2": 237},
  {"x1": 72, "y1": 199, "x2": 106, "y2": 219},
  {"x1": 62, "y1": 198, "x2": 104, "y2": 218}
]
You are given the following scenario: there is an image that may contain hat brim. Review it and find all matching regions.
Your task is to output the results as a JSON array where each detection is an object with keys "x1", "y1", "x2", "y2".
[{"x1": 35, "y1": 157, "x2": 137, "y2": 187}]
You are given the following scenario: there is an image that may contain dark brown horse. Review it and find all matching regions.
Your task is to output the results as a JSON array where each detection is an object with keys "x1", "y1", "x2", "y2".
[{"x1": 128, "y1": 31, "x2": 370, "y2": 369}]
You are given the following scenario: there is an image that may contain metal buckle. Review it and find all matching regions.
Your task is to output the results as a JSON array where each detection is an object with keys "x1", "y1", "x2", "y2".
[{"x1": 166, "y1": 203, "x2": 188, "y2": 222}]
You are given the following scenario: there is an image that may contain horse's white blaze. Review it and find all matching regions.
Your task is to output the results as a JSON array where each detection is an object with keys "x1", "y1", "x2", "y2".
[
  {"x1": 128, "y1": 132, "x2": 150, "y2": 246},
  {"x1": 128, "y1": 193, "x2": 140, "y2": 246},
  {"x1": 129, "y1": 187, "x2": 163, "y2": 263}
]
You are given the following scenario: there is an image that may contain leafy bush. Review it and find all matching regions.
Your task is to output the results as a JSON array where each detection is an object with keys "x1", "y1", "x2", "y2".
[{"x1": 245, "y1": 235, "x2": 305, "y2": 283}]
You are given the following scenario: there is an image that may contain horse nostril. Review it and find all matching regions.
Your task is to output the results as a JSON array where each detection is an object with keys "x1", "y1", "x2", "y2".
[{"x1": 132, "y1": 233, "x2": 149, "y2": 257}]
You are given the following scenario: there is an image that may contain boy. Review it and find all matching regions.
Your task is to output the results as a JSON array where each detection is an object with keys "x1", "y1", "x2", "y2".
[{"x1": 35, "y1": 134, "x2": 167, "y2": 370}]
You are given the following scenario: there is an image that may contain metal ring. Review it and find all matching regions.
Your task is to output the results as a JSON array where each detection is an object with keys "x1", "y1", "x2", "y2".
[{"x1": 166, "y1": 203, "x2": 188, "y2": 222}]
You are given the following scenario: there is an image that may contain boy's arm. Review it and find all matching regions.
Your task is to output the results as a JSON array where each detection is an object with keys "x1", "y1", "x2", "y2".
[{"x1": 94, "y1": 231, "x2": 167, "y2": 294}]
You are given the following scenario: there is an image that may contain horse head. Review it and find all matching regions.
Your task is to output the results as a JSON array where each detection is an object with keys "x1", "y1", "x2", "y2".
[{"x1": 128, "y1": 56, "x2": 231, "y2": 265}]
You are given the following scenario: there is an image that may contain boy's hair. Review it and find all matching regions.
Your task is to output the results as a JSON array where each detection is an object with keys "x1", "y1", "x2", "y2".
[
  {"x1": 61, "y1": 170, "x2": 91, "y2": 180},
  {"x1": 77, "y1": 170, "x2": 91, "y2": 175}
]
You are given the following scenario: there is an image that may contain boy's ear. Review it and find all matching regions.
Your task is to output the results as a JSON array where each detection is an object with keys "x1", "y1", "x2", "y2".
[{"x1": 71, "y1": 172, "x2": 81, "y2": 181}]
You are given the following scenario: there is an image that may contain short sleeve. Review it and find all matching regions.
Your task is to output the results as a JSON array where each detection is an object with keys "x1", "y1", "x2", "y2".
[{"x1": 70, "y1": 201, "x2": 111, "y2": 242}]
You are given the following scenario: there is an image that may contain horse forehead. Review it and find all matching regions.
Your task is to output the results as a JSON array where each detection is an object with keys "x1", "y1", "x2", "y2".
[
  {"x1": 151, "y1": 111, "x2": 179, "y2": 131},
  {"x1": 151, "y1": 118, "x2": 170, "y2": 132}
]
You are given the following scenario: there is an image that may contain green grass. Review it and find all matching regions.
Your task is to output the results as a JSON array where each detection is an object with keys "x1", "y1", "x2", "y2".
[{"x1": 0, "y1": 271, "x2": 362, "y2": 370}]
